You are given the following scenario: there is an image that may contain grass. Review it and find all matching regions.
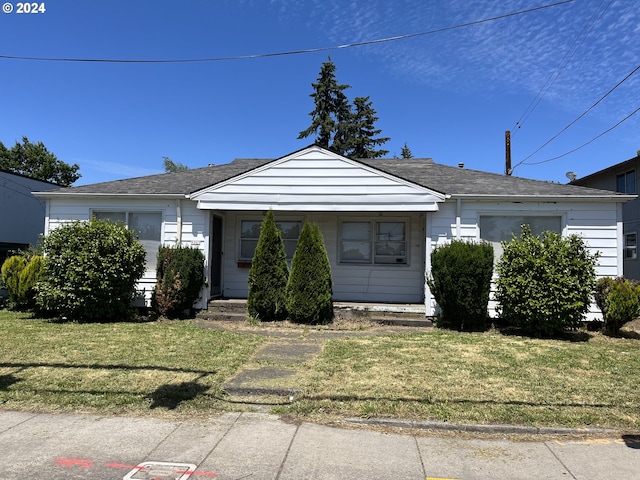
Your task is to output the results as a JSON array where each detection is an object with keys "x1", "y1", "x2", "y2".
[
  {"x1": 2, "y1": 309, "x2": 640, "y2": 431},
  {"x1": 0, "y1": 310, "x2": 265, "y2": 417}
]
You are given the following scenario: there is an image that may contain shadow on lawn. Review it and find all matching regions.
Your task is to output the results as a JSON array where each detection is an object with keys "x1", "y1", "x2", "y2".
[
  {"x1": 146, "y1": 375, "x2": 209, "y2": 410},
  {"x1": 0, "y1": 373, "x2": 21, "y2": 390}
]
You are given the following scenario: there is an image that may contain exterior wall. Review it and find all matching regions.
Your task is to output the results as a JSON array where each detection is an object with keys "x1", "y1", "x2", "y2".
[
  {"x1": 46, "y1": 197, "x2": 209, "y2": 308},
  {"x1": 0, "y1": 171, "x2": 59, "y2": 247},
  {"x1": 425, "y1": 199, "x2": 621, "y2": 321},
  {"x1": 220, "y1": 210, "x2": 426, "y2": 303}
]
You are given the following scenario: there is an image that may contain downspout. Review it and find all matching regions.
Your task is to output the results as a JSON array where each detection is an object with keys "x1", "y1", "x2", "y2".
[
  {"x1": 455, "y1": 198, "x2": 462, "y2": 239},
  {"x1": 176, "y1": 199, "x2": 183, "y2": 245}
]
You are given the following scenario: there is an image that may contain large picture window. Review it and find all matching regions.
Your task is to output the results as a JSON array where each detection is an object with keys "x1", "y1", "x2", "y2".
[
  {"x1": 340, "y1": 220, "x2": 407, "y2": 265},
  {"x1": 93, "y1": 211, "x2": 162, "y2": 271},
  {"x1": 479, "y1": 215, "x2": 562, "y2": 257},
  {"x1": 239, "y1": 219, "x2": 302, "y2": 261}
]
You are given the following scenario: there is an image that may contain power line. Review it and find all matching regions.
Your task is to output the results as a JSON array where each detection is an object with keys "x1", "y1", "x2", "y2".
[
  {"x1": 512, "y1": 0, "x2": 613, "y2": 136},
  {"x1": 521, "y1": 106, "x2": 640, "y2": 166},
  {"x1": 512, "y1": 64, "x2": 640, "y2": 171},
  {"x1": 0, "y1": 1, "x2": 575, "y2": 64}
]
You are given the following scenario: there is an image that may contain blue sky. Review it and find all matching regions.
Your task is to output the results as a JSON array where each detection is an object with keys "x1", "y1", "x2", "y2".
[{"x1": 0, "y1": 0, "x2": 638, "y2": 186}]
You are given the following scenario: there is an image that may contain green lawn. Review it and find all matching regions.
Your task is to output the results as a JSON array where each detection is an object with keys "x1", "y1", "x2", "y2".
[{"x1": 1, "y1": 310, "x2": 640, "y2": 431}]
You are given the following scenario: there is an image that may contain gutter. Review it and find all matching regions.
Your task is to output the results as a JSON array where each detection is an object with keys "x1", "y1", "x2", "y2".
[
  {"x1": 31, "y1": 192, "x2": 187, "y2": 199},
  {"x1": 449, "y1": 194, "x2": 637, "y2": 203}
]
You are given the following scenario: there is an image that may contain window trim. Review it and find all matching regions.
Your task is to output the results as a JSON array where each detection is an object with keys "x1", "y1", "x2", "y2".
[
  {"x1": 339, "y1": 217, "x2": 410, "y2": 266},
  {"x1": 625, "y1": 232, "x2": 637, "y2": 260},
  {"x1": 237, "y1": 215, "x2": 304, "y2": 263},
  {"x1": 616, "y1": 170, "x2": 636, "y2": 194}
]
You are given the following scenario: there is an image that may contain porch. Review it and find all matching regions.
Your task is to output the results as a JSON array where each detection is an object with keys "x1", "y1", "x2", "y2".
[{"x1": 196, "y1": 299, "x2": 432, "y2": 328}]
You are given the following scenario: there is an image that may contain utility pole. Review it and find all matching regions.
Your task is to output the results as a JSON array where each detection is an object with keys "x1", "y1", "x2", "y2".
[{"x1": 505, "y1": 130, "x2": 512, "y2": 175}]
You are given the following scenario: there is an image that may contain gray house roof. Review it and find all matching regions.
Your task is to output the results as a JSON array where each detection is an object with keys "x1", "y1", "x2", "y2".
[{"x1": 35, "y1": 151, "x2": 630, "y2": 200}]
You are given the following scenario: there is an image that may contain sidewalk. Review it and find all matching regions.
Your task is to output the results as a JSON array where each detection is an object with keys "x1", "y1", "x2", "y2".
[{"x1": 1, "y1": 409, "x2": 638, "y2": 480}]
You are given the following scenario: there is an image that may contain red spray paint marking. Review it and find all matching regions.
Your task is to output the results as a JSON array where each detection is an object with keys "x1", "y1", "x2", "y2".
[{"x1": 55, "y1": 458, "x2": 93, "y2": 469}]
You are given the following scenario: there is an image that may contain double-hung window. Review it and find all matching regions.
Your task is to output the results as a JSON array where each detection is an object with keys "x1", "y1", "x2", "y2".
[
  {"x1": 625, "y1": 233, "x2": 637, "y2": 260},
  {"x1": 92, "y1": 211, "x2": 162, "y2": 271},
  {"x1": 239, "y1": 219, "x2": 302, "y2": 262},
  {"x1": 617, "y1": 171, "x2": 636, "y2": 194},
  {"x1": 340, "y1": 220, "x2": 407, "y2": 265}
]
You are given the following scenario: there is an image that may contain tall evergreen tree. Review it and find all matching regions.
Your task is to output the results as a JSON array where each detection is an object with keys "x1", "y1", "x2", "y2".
[
  {"x1": 247, "y1": 210, "x2": 289, "y2": 321},
  {"x1": 401, "y1": 142, "x2": 413, "y2": 159},
  {"x1": 345, "y1": 96, "x2": 390, "y2": 158},
  {"x1": 297, "y1": 58, "x2": 351, "y2": 149}
]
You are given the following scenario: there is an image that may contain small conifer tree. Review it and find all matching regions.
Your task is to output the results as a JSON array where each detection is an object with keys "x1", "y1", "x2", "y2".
[
  {"x1": 286, "y1": 222, "x2": 333, "y2": 324},
  {"x1": 247, "y1": 210, "x2": 289, "y2": 321}
]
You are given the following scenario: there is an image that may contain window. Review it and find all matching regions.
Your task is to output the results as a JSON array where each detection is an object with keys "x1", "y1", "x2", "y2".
[
  {"x1": 340, "y1": 220, "x2": 407, "y2": 265},
  {"x1": 625, "y1": 233, "x2": 637, "y2": 260},
  {"x1": 239, "y1": 219, "x2": 302, "y2": 261},
  {"x1": 93, "y1": 211, "x2": 162, "y2": 270},
  {"x1": 479, "y1": 215, "x2": 562, "y2": 257},
  {"x1": 617, "y1": 171, "x2": 636, "y2": 193}
]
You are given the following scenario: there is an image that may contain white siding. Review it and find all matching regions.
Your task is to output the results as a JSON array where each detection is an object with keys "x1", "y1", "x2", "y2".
[
  {"x1": 46, "y1": 197, "x2": 210, "y2": 309},
  {"x1": 192, "y1": 148, "x2": 444, "y2": 212},
  {"x1": 221, "y1": 211, "x2": 426, "y2": 303},
  {"x1": 425, "y1": 199, "x2": 620, "y2": 321}
]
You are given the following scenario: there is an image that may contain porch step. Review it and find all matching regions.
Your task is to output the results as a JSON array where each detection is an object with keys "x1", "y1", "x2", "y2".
[{"x1": 196, "y1": 300, "x2": 432, "y2": 327}]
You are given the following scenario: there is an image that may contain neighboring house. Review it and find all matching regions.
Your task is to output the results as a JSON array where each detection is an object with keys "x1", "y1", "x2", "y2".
[
  {"x1": 0, "y1": 169, "x2": 60, "y2": 263},
  {"x1": 572, "y1": 154, "x2": 640, "y2": 279},
  {"x1": 33, "y1": 145, "x2": 634, "y2": 319}
]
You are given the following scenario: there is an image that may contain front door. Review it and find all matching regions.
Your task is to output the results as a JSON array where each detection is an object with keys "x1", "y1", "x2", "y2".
[{"x1": 210, "y1": 215, "x2": 223, "y2": 297}]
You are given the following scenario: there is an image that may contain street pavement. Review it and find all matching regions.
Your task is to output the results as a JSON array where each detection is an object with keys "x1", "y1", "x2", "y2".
[{"x1": 1, "y1": 409, "x2": 639, "y2": 479}]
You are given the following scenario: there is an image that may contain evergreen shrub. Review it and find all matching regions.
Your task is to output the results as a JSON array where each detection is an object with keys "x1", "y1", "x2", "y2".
[
  {"x1": 427, "y1": 240, "x2": 494, "y2": 331},
  {"x1": 595, "y1": 276, "x2": 640, "y2": 334},
  {"x1": 17, "y1": 255, "x2": 44, "y2": 309},
  {"x1": 495, "y1": 226, "x2": 598, "y2": 337},
  {"x1": 1, "y1": 255, "x2": 27, "y2": 305},
  {"x1": 152, "y1": 245, "x2": 205, "y2": 318},
  {"x1": 247, "y1": 210, "x2": 289, "y2": 321},
  {"x1": 286, "y1": 222, "x2": 333, "y2": 324},
  {"x1": 36, "y1": 219, "x2": 146, "y2": 321}
]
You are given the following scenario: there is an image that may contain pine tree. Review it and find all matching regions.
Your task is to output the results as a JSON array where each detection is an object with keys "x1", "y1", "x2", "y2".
[
  {"x1": 346, "y1": 96, "x2": 390, "y2": 158},
  {"x1": 401, "y1": 142, "x2": 413, "y2": 159},
  {"x1": 286, "y1": 222, "x2": 333, "y2": 324},
  {"x1": 247, "y1": 210, "x2": 289, "y2": 321},
  {"x1": 298, "y1": 58, "x2": 351, "y2": 149}
]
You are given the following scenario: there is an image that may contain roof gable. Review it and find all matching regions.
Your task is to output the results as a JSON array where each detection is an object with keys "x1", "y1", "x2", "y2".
[{"x1": 190, "y1": 145, "x2": 446, "y2": 211}]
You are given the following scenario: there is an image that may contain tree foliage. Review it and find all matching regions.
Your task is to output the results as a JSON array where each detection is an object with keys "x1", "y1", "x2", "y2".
[
  {"x1": 247, "y1": 210, "x2": 289, "y2": 321},
  {"x1": 36, "y1": 219, "x2": 146, "y2": 321},
  {"x1": 298, "y1": 58, "x2": 389, "y2": 158},
  {"x1": 427, "y1": 240, "x2": 494, "y2": 331},
  {"x1": 286, "y1": 222, "x2": 333, "y2": 324},
  {"x1": 152, "y1": 245, "x2": 205, "y2": 318},
  {"x1": 0, "y1": 136, "x2": 80, "y2": 186},
  {"x1": 495, "y1": 226, "x2": 598, "y2": 337},
  {"x1": 400, "y1": 142, "x2": 413, "y2": 159},
  {"x1": 163, "y1": 156, "x2": 189, "y2": 173},
  {"x1": 595, "y1": 276, "x2": 640, "y2": 334}
]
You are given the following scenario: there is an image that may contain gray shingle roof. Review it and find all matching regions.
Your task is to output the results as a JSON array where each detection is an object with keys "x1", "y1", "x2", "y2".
[{"x1": 42, "y1": 156, "x2": 626, "y2": 199}]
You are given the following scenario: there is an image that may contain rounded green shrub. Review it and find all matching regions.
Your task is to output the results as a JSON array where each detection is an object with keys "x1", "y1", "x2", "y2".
[
  {"x1": 36, "y1": 219, "x2": 146, "y2": 321},
  {"x1": 495, "y1": 225, "x2": 598, "y2": 337},
  {"x1": 595, "y1": 277, "x2": 640, "y2": 334},
  {"x1": 17, "y1": 255, "x2": 44, "y2": 308},
  {"x1": 286, "y1": 222, "x2": 333, "y2": 324},
  {"x1": 427, "y1": 240, "x2": 494, "y2": 331},
  {"x1": 247, "y1": 210, "x2": 289, "y2": 321},
  {"x1": 153, "y1": 245, "x2": 205, "y2": 318}
]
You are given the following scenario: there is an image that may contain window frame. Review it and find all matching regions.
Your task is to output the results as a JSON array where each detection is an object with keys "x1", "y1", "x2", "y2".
[
  {"x1": 237, "y1": 216, "x2": 303, "y2": 263},
  {"x1": 616, "y1": 170, "x2": 636, "y2": 194},
  {"x1": 625, "y1": 232, "x2": 637, "y2": 260},
  {"x1": 339, "y1": 218, "x2": 409, "y2": 266},
  {"x1": 91, "y1": 210, "x2": 163, "y2": 271}
]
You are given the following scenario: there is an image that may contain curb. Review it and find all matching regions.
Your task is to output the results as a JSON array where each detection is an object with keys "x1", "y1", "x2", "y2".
[{"x1": 345, "y1": 417, "x2": 618, "y2": 436}]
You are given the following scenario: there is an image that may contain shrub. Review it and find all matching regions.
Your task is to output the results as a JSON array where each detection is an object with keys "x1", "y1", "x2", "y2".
[
  {"x1": 153, "y1": 245, "x2": 205, "y2": 318},
  {"x1": 17, "y1": 255, "x2": 44, "y2": 309},
  {"x1": 495, "y1": 225, "x2": 598, "y2": 337},
  {"x1": 247, "y1": 210, "x2": 289, "y2": 321},
  {"x1": 1, "y1": 255, "x2": 27, "y2": 305},
  {"x1": 286, "y1": 222, "x2": 333, "y2": 324},
  {"x1": 36, "y1": 219, "x2": 146, "y2": 321},
  {"x1": 427, "y1": 240, "x2": 494, "y2": 331},
  {"x1": 595, "y1": 277, "x2": 640, "y2": 334}
]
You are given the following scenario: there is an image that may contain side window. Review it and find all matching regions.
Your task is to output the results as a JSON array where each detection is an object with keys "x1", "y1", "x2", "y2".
[
  {"x1": 625, "y1": 233, "x2": 637, "y2": 260},
  {"x1": 479, "y1": 215, "x2": 562, "y2": 257}
]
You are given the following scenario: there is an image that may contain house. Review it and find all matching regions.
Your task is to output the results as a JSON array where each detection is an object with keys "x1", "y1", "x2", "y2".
[
  {"x1": 0, "y1": 169, "x2": 60, "y2": 264},
  {"x1": 33, "y1": 145, "x2": 634, "y2": 319},
  {"x1": 572, "y1": 153, "x2": 640, "y2": 279}
]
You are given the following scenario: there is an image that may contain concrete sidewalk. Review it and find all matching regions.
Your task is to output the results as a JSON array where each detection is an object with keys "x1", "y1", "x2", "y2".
[{"x1": 1, "y1": 410, "x2": 639, "y2": 480}]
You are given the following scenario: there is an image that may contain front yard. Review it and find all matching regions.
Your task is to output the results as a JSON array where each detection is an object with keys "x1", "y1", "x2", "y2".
[{"x1": 1, "y1": 310, "x2": 639, "y2": 431}]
